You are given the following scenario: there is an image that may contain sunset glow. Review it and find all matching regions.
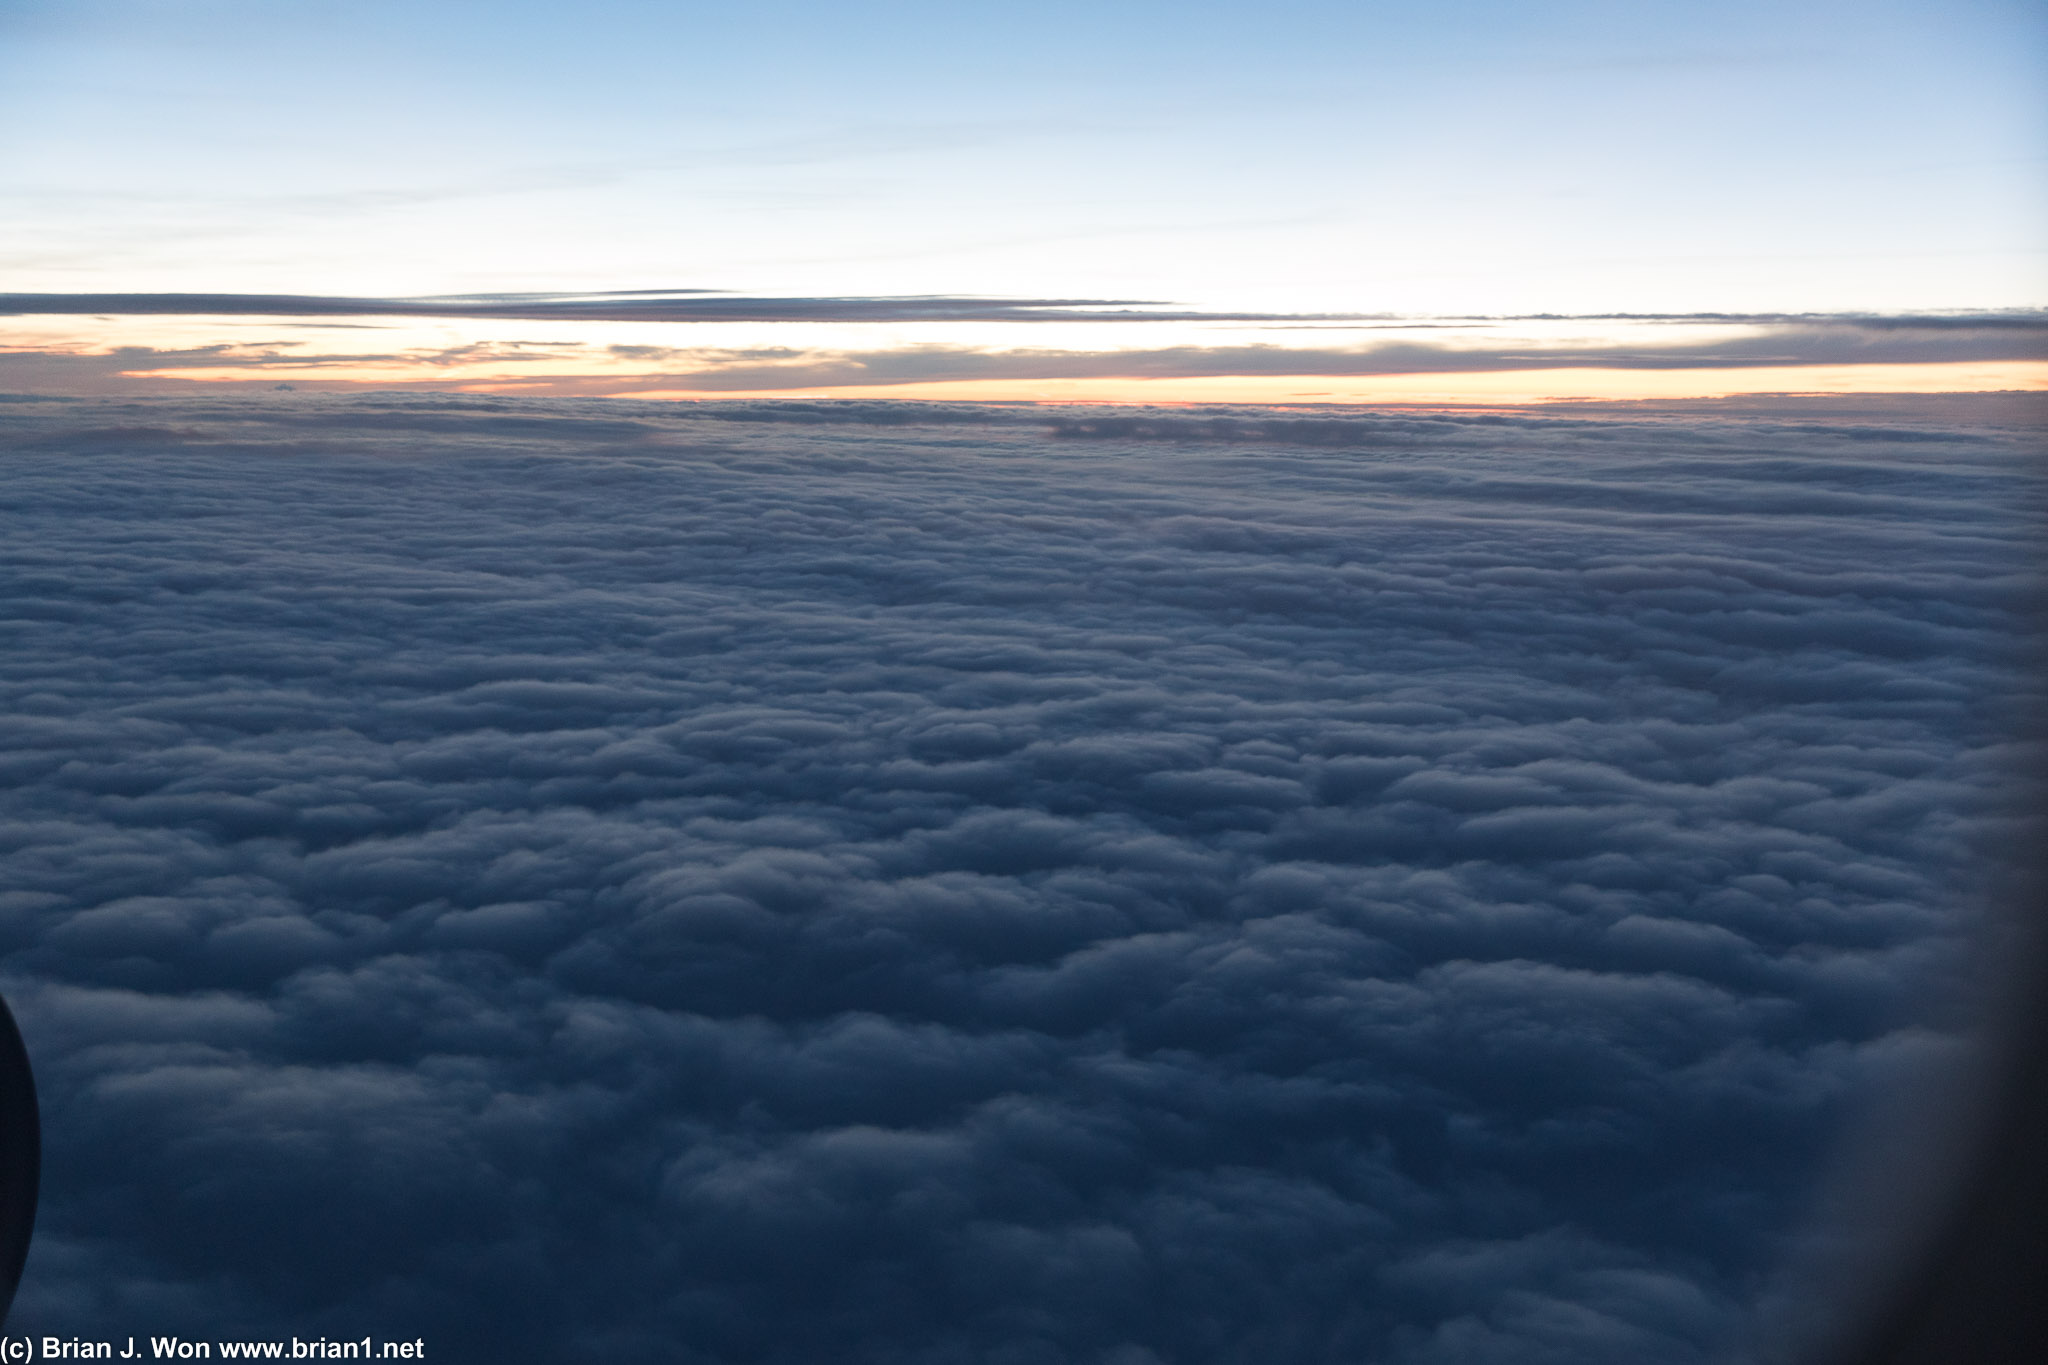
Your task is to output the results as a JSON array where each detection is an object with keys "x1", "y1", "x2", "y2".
[{"x1": 8, "y1": 308, "x2": 2044, "y2": 404}]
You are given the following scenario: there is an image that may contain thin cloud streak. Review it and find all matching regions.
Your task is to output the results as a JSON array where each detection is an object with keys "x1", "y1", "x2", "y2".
[
  {"x1": 0, "y1": 291, "x2": 1337, "y2": 325},
  {"x1": 4, "y1": 293, "x2": 2045, "y2": 334}
]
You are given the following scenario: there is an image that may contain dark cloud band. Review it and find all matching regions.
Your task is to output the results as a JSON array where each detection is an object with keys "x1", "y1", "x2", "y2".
[{"x1": 0, "y1": 291, "x2": 1326, "y2": 325}]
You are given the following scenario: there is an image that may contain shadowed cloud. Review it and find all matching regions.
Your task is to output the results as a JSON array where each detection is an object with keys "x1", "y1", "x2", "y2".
[{"x1": 0, "y1": 393, "x2": 2036, "y2": 1363}]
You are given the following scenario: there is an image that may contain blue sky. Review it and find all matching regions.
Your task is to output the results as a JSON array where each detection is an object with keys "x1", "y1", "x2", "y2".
[{"x1": 1, "y1": 0, "x2": 2043, "y2": 399}]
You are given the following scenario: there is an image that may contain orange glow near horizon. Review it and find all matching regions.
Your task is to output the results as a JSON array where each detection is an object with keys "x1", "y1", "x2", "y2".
[
  {"x1": 608, "y1": 362, "x2": 2048, "y2": 406},
  {"x1": 98, "y1": 358, "x2": 2048, "y2": 405},
  {"x1": 8, "y1": 303, "x2": 2041, "y2": 406}
]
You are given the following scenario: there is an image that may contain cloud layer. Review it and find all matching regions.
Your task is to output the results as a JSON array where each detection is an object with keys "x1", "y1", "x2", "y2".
[{"x1": 0, "y1": 394, "x2": 2037, "y2": 1363}]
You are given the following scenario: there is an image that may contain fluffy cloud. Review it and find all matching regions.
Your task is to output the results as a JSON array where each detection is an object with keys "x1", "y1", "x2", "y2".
[{"x1": 0, "y1": 393, "x2": 2037, "y2": 1363}]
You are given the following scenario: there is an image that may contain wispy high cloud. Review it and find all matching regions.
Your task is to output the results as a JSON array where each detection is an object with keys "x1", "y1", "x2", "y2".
[
  {"x1": 5, "y1": 292, "x2": 2045, "y2": 337},
  {"x1": 0, "y1": 290, "x2": 1326, "y2": 325}
]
